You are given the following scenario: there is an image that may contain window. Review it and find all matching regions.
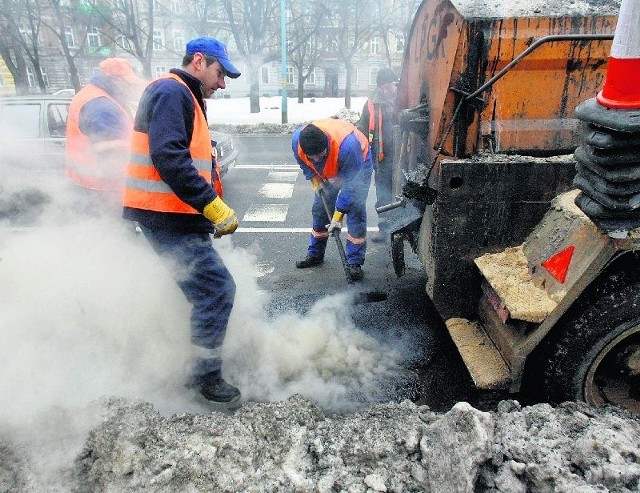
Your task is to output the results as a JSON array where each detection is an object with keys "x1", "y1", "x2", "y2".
[
  {"x1": 1, "y1": 103, "x2": 41, "y2": 137},
  {"x1": 87, "y1": 27, "x2": 100, "y2": 48},
  {"x1": 305, "y1": 68, "x2": 316, "y2": 85},
  {"x1": 171, "y1": 0, "x2": 180, "y2": 13},
  {"x1": 261, "y1": 66, "x2": 270, "y2": 84},
  {"x1": 65, "y1": 27, "x2": 75, "y2": 48},
  {"x1": 48, "y1": 103, "x2": 70, "y2": 138},
  {"x1": 41, "y1": 68, "x2": 50, "y2": 88},
  {"x1": 356, "y1": 67, "x2": 367, "y2": 85},
  {"x1": 370, "y1": 37, "x2": 380, "y2": 55},
  {"x1": 395, "y1": 34, "x2": 404, "y2": 53},
  {"x1": 369, "y1": 67, "x2": 378, "y2": 85},
  {"x1": 155, "y1": 66, "x2": 166, "y2": 78},
  {"x1": 0, "y1": 71, "x2": 4, "y2": 86},
  {"x1": 286, "y1": 66, "x2": 295, "y2": 84},
  {"x1": 153, "y1": 0, "x2": 161, "y2": 12},
  {"x1": 173, "y1": 30, "x2": 184, "y2": 51},
  {"x1": 153, "y1": 29, "x2": 164, "y2": 51},
  {"x1": 26, "y1": 66, "x2": 35, "y2": 88}
]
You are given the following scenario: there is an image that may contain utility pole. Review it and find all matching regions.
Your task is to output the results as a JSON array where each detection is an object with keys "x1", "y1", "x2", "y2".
[{"x1": 280, "y1": 0, "x2": 288, "y2": 123}]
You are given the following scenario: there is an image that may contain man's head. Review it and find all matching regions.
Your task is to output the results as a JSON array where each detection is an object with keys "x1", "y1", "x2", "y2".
[
  {"x1": 99, "y1": 58, "x2": 144, "y2": 85},
  {"x1": 300, "y1": 124, "x2": 329, "y2": 163},
  {"x1": 99, "y1": 58, "x2": 145, "y2": 100},
  {"x1": 183, "y1": 37, "x2": 241, "y2": 98},
  {"x1": 376, "y1": 68, "x2": 398, "y2": 88}
]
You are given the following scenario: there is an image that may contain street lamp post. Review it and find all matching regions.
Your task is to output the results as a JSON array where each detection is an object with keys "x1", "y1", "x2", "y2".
[{"x1": 280, "y1": 0, "x2": 288, "y2": 124}]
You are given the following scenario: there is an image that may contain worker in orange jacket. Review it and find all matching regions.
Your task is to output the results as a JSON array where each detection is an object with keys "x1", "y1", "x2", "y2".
[
  {"x1": 123, "y1": 37, "x2": 241, "y2": 407},
  {"x1": 292, "y1": 119, "x2": 373, "y2": 282},
  {"x1": 65, "y1": 57, "x2": 144, "y2": 209},
  {"x1": 357, "y1": 68, "x2": 398, "y2": 243}
]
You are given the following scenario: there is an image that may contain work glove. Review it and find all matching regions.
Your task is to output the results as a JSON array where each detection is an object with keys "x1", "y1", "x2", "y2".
[
  {"x1": 327, "y1": 211, "x2": 344, "y2": 234},
  {"x1": 311, "y1": 176, "x2": 325, "y2": 195},
  {"x1": 203, "y1": 196, "x2": 238, "y2": 238}
]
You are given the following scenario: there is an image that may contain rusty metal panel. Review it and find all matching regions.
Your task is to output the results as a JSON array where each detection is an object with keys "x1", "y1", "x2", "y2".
[{"x1": 398, "y1": 0, "x2": 618, "y2": 158}]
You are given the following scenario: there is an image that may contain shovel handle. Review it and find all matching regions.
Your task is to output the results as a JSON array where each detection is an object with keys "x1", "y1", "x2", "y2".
[{"x1": 317, "y1": 189, "x2": 353, "y2": 283}]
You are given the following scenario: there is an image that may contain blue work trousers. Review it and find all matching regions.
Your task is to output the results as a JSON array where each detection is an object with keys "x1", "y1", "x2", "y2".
[
  {"x1": 308, "y1": 185, "x2": 368, "y2": 265},
  {"x1": 139, "y1": 226, "x2": 236, "y2": 379}
]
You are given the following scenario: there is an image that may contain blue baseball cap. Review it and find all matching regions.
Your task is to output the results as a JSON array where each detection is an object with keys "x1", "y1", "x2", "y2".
[{"x1": 185, "y1": 37, "x2": 241, "y2": 79}]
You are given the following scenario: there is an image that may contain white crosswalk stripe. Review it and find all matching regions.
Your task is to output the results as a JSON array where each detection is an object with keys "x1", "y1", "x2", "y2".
[
  {"x1": 243, "y1": 204, "x2": 290, "y2": 222},
  {"x1": 258, "y1": 183, "x2": 294, "y2": 199}
]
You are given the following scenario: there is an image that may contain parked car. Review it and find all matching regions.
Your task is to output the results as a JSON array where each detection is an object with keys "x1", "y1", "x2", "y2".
[
  {"x1": 0, "y1": 95, "x2": 238, "y2": 224},
  {"x1": 0, "y1": 95, "x2": 238, "y2": 173},
  {"x1": 52, "y1": 88, "x2": 77, "y2": 97}
]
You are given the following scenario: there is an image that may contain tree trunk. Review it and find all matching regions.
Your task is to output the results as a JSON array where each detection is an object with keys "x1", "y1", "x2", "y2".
[
  {"x1": 344, "y1": 65, "x2": 352, "y2": 109},
  {"x1": 297, "y1": 76, "x2": 304, "y2": 103},
  {"x1": 249, "y1": 66, "x2": 261, "y2": 113}
]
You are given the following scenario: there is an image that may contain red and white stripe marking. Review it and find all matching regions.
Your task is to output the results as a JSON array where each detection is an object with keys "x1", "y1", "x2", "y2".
[{"x1": 597, "y1": 0, "x2": 640, "y2": 109}]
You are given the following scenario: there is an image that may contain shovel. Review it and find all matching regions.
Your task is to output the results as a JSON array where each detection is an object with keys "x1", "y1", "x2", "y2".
[{"x1": 317, "y1": 188, "x2": 353, "y2": 284}]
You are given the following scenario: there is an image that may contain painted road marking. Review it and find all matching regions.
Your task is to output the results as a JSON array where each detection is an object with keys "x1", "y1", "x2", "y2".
[
  {"x1": 243, "y1": 204, "x2": 289, "y2": 222},
  {"x1": 236, "y1": 227, "x2": 381, "y2": 233},
  {"x1": 234, "y1": 164, "x2": 299, "y2": 170},
  {"x1": 267, "y1": 171, "x2": 299, "y2": 182},
  {"x1": 259, "y1": 183, "x2": 295, "y2": 199}
]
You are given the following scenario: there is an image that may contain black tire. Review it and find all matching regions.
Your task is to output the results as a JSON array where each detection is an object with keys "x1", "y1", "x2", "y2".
[{"x1": 542, "y1": 280, "x2": 640, "y2": 411}]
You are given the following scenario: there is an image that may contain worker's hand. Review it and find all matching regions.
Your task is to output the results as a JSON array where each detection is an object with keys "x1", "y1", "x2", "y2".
[
  {"x1": 203, "y1": 197, "x2": 238, "y2": 237},
  {"x1": 327, "y1": 211, "x2": 344, "y2": 234},
  {"x1": 311, "y1": 176, "x2": 325, "y2": 195}
]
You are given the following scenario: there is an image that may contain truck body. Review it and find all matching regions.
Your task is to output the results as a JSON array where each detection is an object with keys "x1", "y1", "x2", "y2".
[{"x1": 390, "y1": 0, "x2": 640, "y2": 411}]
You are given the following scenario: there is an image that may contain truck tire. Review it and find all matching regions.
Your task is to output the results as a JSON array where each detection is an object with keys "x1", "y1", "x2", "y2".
[{"x1": 542, "y1": 280, "x2": 640, "y2": 412}]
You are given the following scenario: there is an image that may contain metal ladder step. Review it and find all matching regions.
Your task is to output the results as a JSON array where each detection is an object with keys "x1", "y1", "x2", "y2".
[
  {"x1": 474, "y1": 246, "x2": 557, "y2": 323},
  {"x1": 445, "y1": 317, "x2": 511, "y2": 390}
]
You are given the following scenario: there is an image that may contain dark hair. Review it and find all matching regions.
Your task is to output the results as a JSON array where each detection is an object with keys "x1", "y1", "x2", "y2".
[
  {"x1": 300, "y1": 124, "x2": 328, "y2": 156},
  {"x1": 182, "y1": 54, "x2": 219, "y2": 68}
]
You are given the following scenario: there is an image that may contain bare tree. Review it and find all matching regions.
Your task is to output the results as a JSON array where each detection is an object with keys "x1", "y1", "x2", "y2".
[
  {"x1": 370, "y1": 0, "x2": 419, "y2": 68},
  {"x1": 86, "y1": 0, "x2": 155, "y2": 78},
  {"x1": 325, "y1": 0, "x2": 374, "y2": 109},
  {"x1": 220, "y1": 0, "x2": 280, "y2": 113},
  {"x1": 0, "y1": 0, "x2": 47, "y2": 93},
  {"x1": 285, "y1": 0, "x2": 326, "y2": 102}
]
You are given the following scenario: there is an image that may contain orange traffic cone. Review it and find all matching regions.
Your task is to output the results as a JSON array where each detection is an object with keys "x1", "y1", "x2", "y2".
[{"x1": 596, "y1": 0, "x2": 640, "y2": 109}]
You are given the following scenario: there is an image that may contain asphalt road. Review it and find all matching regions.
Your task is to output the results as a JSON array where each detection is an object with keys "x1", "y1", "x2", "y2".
[{"x1": 223, "y1": 135, "x2": 481, "y2": 410}]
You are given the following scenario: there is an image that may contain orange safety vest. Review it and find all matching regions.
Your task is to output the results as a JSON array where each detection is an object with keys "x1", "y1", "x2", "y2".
[
  {"x1": 297, "y1": 119, "x2": 369, "y2": 183},
  {"x1": 65, "y1": 84, "x2": 133, "y2": 190},
  {"x1": 123, "y1": 74, "x2": 220, "y2": 213},
  {"x1": 367, "y1": 98, "x2": 384, "y2": 161}
]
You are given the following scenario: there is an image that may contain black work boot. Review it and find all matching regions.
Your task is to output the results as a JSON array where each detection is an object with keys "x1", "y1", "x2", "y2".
[
  {"x1": 296, "y1": 255, "x2": 324, "y2": 268},
  {"x1": 192, "y1": 372, "x2": 241, "y2": 404},
  {"x1": 347, "y1": 264, "x2": 363, "y2": 281}
]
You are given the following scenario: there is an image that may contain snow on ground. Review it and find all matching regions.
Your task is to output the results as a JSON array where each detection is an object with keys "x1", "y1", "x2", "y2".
[{"x1": 206, "y1": 95, "x2": 368, "y2": 125}]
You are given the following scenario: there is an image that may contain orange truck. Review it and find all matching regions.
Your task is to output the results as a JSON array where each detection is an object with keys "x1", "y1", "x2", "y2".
[{"x1": 385, "y1": 0, "x2": 640, "y2": 411}]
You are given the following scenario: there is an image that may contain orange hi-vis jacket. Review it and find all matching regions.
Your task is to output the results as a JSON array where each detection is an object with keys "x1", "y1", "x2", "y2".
[
  {"x1": 123, "y1": 73, "x2": 216, "y2": 213},
  {"x1": 65, "y1": 84, "x2": 133, "y2": 190},
  {"x1": 296, "y1": 119, "x2": 369, "y2": 183}
]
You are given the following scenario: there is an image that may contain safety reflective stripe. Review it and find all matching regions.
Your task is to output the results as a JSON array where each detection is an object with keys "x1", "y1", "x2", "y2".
[
  {"x1": 312, "y1": 230, "x2": 330, "y2": 239},
  {"x1": 128, "y1": 153, "x2": 212, "y2": 172},
  {"x1": 347, "y1": 233, "x2": 366, "y2": 245},
  {"x1": 367, "y1": 99, "x2": 384, "y2": 161},
  {"x1": 191, "y1": 345, "x2": 222, "y2": 359}
]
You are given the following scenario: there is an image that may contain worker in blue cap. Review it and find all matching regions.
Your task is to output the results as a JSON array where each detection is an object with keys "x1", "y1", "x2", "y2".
[{"x1": 123, "y1": 37, "x2": 242, "y2": 408}]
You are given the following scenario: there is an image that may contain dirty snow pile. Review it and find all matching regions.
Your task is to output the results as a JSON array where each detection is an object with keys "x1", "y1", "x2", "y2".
[{"x1": 3, "y1": 396, "x2": 640, "y2": 492}]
